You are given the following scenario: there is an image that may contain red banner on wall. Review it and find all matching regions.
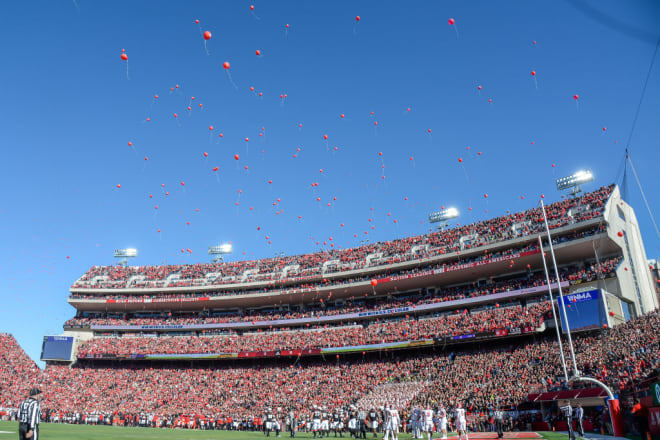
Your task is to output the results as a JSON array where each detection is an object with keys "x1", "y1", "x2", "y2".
[{"x1": 649, "y1": 407, "x2": 660, "y2": 435}]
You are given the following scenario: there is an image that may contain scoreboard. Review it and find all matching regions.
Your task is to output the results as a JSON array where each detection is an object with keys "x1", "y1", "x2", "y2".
[
  {"x1": 558, "y1": 289, "x2": 607, "y2": 333},
  {"x1": 40, "y1": 335, "x2": 74, "y2": 361}
]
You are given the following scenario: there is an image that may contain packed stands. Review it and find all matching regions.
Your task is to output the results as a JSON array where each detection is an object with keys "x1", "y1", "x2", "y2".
[
  {"x1": 2, "y1": 309, "x2": 658, "y2": 425},
  {"x1": 65, "y1": 255, "x2": 621, "y2": 329},
  {"x1": 76, "y1": 301, "x2": 552, "y2": 357},
  {"x1": 0, "y1": 334, "x2": 41, "y2": 409},
  {"x1": 71, "y1": 185, "x2": 613, "y2": 290}
]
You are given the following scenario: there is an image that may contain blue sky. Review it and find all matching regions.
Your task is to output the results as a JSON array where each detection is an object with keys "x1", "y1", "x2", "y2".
[{"x1": 0, "y1": 1, "x2": 659, "y2": 366}]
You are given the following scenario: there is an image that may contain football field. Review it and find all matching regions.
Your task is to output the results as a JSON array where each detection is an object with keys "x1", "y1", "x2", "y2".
[{"x1": 0, "y1": 422, "x2": 567, "y2": 440}]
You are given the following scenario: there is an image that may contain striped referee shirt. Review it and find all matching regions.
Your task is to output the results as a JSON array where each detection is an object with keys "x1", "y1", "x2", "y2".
[{"x1": 18, "y1": 398, "x2": 40, "y2": 430}]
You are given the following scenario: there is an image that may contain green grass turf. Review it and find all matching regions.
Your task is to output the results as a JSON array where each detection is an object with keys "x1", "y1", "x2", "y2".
[{"x1": 0, "y1": 422, "x2": 565, "y2": 440}]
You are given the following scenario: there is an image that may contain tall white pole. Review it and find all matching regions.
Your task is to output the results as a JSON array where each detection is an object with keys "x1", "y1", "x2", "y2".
[
  {"x1": 538, "y1": 235, "x2": 569, "y2": 382},
  {"x1": 540, "y1": 199, "x2": 579, "y2": 377}
]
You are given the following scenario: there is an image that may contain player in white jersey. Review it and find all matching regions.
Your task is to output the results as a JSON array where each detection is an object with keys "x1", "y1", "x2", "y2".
[
  {"x1": 411, "y1": 407, "x2": 421, "y2": 439},
  {"x1": 454, "y1": 404, "x2": 468, "y2": 440},
  {"x1": 437, "y1": 406, "x2": 448, "y2": 440},
  {"x1": 383, "y1": 405, "x2": 400, "y2": 440},
  {"x1": 421, "y1": 406, "x2": 434, "y2": 440}
]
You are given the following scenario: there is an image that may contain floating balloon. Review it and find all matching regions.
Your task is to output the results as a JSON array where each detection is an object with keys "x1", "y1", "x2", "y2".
[
  {"x1": 120, "y1": 51, "x2": 129, "y2": 79},
  {"x1": 447, "y1": 18, "x2": 459, "y2": 38},
  {"x1": 234, "y1": 154, "x2": 240, "y2": 160},
  {"x1": 203, "y1": 31, "x2": 212, "y2": 40},
  {"x1": 370, "y1": 279, "x2": 377, "y2": 287},
  {"x1": 222, "y1": 62, "x2": 237, "y2": 89},
  {"x1": 249, "y1": 4, "x2": 260, "y2": 20},
  {"x1": 255, "y1": 49, "x2": 261, "y2": 56}
]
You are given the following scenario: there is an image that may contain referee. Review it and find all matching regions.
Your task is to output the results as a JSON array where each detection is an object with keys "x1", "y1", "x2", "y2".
[
  {"x1": 494, "y1": 407, "x2": 504, "y2": 439},
  {"x1": 18, "y1": 388, "x2": 41, "y2": 440}
]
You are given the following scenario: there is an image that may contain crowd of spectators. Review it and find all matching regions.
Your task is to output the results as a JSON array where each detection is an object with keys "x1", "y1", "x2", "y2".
[
  {"x1": 64, "y1": 255, "x2": 621, "y2": 330},
  {"x1": 76, "y1": 301, "x2": 552, "y2": 357},
  {"x1": 0, "y1": 334, "x2": 41, "y2": 410},
  {"x1": 71, "y1": 186, "x2": 613, "y2": 290},
  {"x1": 2, "y1": 305, "x2": 658, "y2": 430},
  {"x1": 67, "y1": 232, "x2": 613, "y2": 305}
]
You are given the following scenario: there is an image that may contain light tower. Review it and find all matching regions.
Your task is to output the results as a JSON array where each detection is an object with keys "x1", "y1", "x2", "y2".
[
  {"x1": 428, "y1": 207, "x2": 459, "y2": 230},
  {"x1": 556, "y1": 170, "x2": 594, "y2": 197},
  {"x1": 113, "y1": 248, "x2": 137, "y2": 266},
  {"x1": 208, "y1": 244, "x2": 232, "y2": 263}
]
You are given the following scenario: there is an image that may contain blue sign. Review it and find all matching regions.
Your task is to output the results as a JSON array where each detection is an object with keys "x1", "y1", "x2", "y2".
[
  {"x1": 558, "y1": 289, "x2": 606, "y2": 333},
  {"x1": 41, "y1": 336, "x2": 74, "y2": 361}
]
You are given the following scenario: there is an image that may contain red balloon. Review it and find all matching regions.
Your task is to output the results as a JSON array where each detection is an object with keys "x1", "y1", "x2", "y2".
[
  {"x1": 195, "y1": 19, "x2": 199, "y2": 24},
  {"x1": 617, "y1": 231, "x2": 623, "y2": 237},
  {"x1": 458, "y1": 158, "x2": 463, "y2": 163},
  {"x1": 609, "y1": 311, "x2": 615, "y2": 317},
  {"x1": 204, "y1": 152, "x2": 208, "y2": 157},
  {"x1": 484, "y1": 193, "x2": 488, "y2": 198},
  {"x1": 478, "y1": 85, "x2": 482, "y2": 90},
  {"x1": 355, "y1": 16, "x2": 360, "y2": 21},
  {"x1": 213, "y1": 167, "x2": 219, "y2": 172},
  {"x1": 255, "y1": 50, "x2": 261, "y2": 56},
  {"x1": 323, "y1": 134, "x2": 328, "y2": 140},
  {"x1": 573, "y1": 94, "x2": 579, "y2": 100},
  {"x1": 203, "y1": 31, "x2": 212, "y2": 40},
  {"x1": 127, "y1": 141, "x2": 132, "y2": 147},
  {"x1": 370, "y1": 279, "x2": 378, "y2": 287},
  {"x1": 250, "y1": 5, "x2": 255, "y2": 10},
  {"x1": 223, "y1": 61, "x2": 231, "y2": 70},
  {"x1": 531, "y1": 70, "x2": 536, "y2": 76},
  {"x1": 234, "y1": 154, "x2": 240, "y2": 160},
  {"x1": 448, "y1": 18, "x2": 455, "y2": 25},
  {"x1": 120, "y1": 53, "x2": 128, "y2": 61},
  {"x1": 340, "y1": 114, "x2": 345, "y2": 118},
  {"x1": 209, "y1": 125, "x2": 214, "y2": 131},
  {"x1": 116, "y1": 184, "x2": 121, "y2": 189}
]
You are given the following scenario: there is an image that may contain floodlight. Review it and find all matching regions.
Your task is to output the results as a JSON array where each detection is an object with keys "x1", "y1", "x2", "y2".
[
  {"x1": 556, "y1": 170, "x2": 594, "y2": 196},
  {"x1": 113, "y1": 248, "x2": 137, "y2": 266},
  {"x1": 208, "y1": 243, "x2": 233, "y2": 262},
  {"x1": 429, "y1": 207, "x2": 459, "y2": 223}
]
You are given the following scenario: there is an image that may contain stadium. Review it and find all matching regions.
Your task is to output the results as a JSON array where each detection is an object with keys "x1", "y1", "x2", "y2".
[
  {"x1": 3, "y1": 2, "x2": 660, "y2": 440},
  {"x1": 2, "y1": 182, "x2": 659, "y2": 439}
]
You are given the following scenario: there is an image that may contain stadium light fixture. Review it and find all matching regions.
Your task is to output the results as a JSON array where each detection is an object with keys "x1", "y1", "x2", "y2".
[
  {"x1": 556, "y1": 170, "x2": 594, "y2": 197},
  {"x1": 208, "y1": 244, "x2": 232, "y2": 263},
  {"x1": 429, "y1": 207, "x2": 459, "y2": 230},
  {"x1": 113, "y1": 248, "x2": 137, "y2": 266}
]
